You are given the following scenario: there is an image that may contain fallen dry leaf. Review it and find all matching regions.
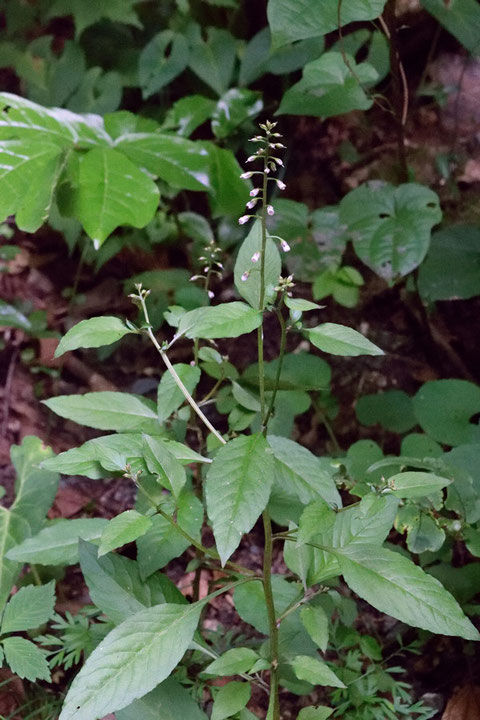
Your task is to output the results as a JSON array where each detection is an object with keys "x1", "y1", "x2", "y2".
[{"x1": 442, "y1": 685, "x2": 480, "y2": 720}]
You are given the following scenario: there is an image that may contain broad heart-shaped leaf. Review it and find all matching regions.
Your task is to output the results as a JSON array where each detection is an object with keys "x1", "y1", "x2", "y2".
[
  {"x1": 47, "y1": 0, "x2": 142, "y2": 38},
  {"x1": 98, "y1": 511, "x2": 152, "y2": 557},
  {"x1": 157, "y1": 363, "x2": 201, "y2": 423},
  {"x1": 413, "y1": 380, "x2": 480, "y2": 447},
  {"x1": 59, "y1": 602, "x2": 202, "y2": 720},
  {"x1": 143, "y1": 435, "x2": 187, "y2": 498},
  {"x1": 7, "y1": 518, "x2": 108, "y2": 566},
  {"x1": 290, "y1": 655, "x2": 345, "y2": 688},
  {"x1": 211, "y1": 88, "x2": 263, "y2": 139},
  {"x1": 418, "y1": 226, "x2": 480, "y2": 302},
  {"x1": 307, "y1": 323, "x2": 384, "y2": 357},
  {"x1": 211, "y1": 681, "x2": 251, "y2": 720},
  {"x1": 178, "y1": 302, "x2": 261, "y2": 340},
  {"x1": 55, "y1": 316, "x2": 135, "y2": 357},
  {"x1": 115, "y1": 133, "x2": 211, "y2": 192},
  {"x1": 339, "y1": 182, "x2": 442, "y2": 281},
  {"x1": 136, "y1": 490, "x2": 203, "y2": 579},
  {"x1": 43, "y1": 392, "x2": 162, "y2": 434},
  {"x1": 187, "y1": 27, "x2": 236, "y2": 96},
  {"x1": 0, "y1": 437, "x2": 59, "y2": 610},
  {"x1": 162, "y1": 95, "x2": 216, "y2": 138},
  {"x1": 79, "y1": 541, "x2": 178, "y2": 625},
  {"x1": 1, "y1": 581, "x2": 55, "y2": 633},
  {"x1": 389, "y1": 471, "x2": 452, "y2": 499},
  {"x1": 205, "y1": 434, "x2": 274, "y2": 566},
  {"x1": 234, "y1": 220, "x2": 281, "y2": 310},
  {"x1": 267, "y1": 436, "x2": 342, "y2": 508},
  {"x1": 356, "y1": 389, "x2": 416, "y2": 433},
  {"x1": 116, "y1": 677, "x2": 208, "y2": 720},
  {"x1": 0, "y1": 139, "x2": 65, "y2": 232},
  {"x1": 267, "y1": 0, "x2": 387, "y2": 48},
  {"x1": 333, "y1": 544, "x2": 480, "y2": 640},
  {"x1": 421, "y1": 0, "x2": 480, "y2": 55},
  {"x1": 139, "y1": 31, "x2": 189, "y2": 99},
  {"x1": 277, "y1": 52, "x2": 378, "y2": 118},
  {"x1": 72, "y1": 146, "x2": 159, "y2": 248},
  {"x1": 3, "y1": 636, "x2": 51, "y2": 682}
]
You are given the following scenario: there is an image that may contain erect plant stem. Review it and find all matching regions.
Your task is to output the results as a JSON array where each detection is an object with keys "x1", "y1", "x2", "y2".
[
  {"x1": 258, "y1": 155, "x2": 269, "y2": 423},
  {"x1": 263, "y1": 295, "x2": 287, "y2": 430}
]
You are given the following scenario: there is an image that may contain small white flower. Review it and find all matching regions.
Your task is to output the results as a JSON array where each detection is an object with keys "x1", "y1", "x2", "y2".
[
  {"x1": 246, "y1": 155, "x2": 257, "y2": 163},
  {"x1": 246, "y1": 199, "x2": 258, "y2": 209},
  {"x1": 265, "y1": 167, "x2": 270, "y2": 174},
  {"x1": 280, "y1": 239, "x2": 291, "y2": 252},
  {"x1": 208, "y1": 290, "x2": 215, "y2": 299},
  {"x1": 241, "y1": 271, "x2": 250, "y2": 281},
  {"x1": 238, "y1": 215, "x2": 251, "y2": 225},
  {"x1": 240, "y1": 171, "x2": 253, "y2": 179},
  {"x1": 250, "y1": 188, "x2": 260, "y2": 197},
  {"x1": 190, "y1": 275, "x2": 201, "y2": 281},
  {"x1": 267, "y1": 205, "x2": 274, "y2": 216},
  {"x1": 251, "y1": 252, "x2": 260, "y2": 263},
  {"x1": 276, "y1": 179, "x2": 286, "y2": 190}
]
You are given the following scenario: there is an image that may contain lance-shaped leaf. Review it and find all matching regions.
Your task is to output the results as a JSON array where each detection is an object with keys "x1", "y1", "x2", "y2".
[
  {"x1": 334, "y1": 544, "x2": 480, "y2": 640},
  {"x1": 307, "y1": 323, "x2": 384, "y2": 357},
  {"x1": 1, "y1": 581, "x2": 55, "y2": 633},
  {"x1": 116, "y1": 677, "x2": 208, "y2": 720},
  {"x1": 98, "y1": 511, "x2": 152, "y2": 557},
  {"x1": 59, "y1": 602, "x2": 202, "y2": 720},
  {"x1": 55, "y1": 316, "x2": 135, "y2": 357},
  {"x1": 178, "y1": 302, "x2": 262, "y2": 340},
  {"x1": 115, "y1": 133, "x2": 211, "y2": 191},
  {"x1": 157, "y1": 363, "x2": 201, "y2": 423},
  {"x1": 388, "y1": 471, "x2": 452, "y2": 499},
  {"x1": 72, "y1": 146, "x2": 159, "y2": 247},
  {"x1": 206, "y1": 434, "x2": 274, "y2": 565},
  {"x1": 290, "y1": 655, "x2": 345, "y2": 688},
  {"x1": 43, "y1": 392, "x2": 161, "y2": 434},
  {"x1": 143, "y1": 435, "x2": 187, "y2": 498},
  {"x1": 234, "y1": 220, "x2": 281, "y2": 310}
]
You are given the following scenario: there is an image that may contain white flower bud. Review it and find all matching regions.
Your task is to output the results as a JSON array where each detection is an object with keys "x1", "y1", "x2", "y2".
[
  {"x1": 238, "y1": 215, "x2": 251, "y2": 225},
  {"x1": 280, "y1": 239, "x2": 291, "y2": 252},
  {"x1": 267, "y1": 205, "x2": 274, "y2": 216},
  {"x1": 241, "y1": 271, "x2": 249, "y2": 281},
  {"x1": 246, "y1": 199, "x2": 258, "y2": 209},
  {"x1": 208, "y1": 290, "x2": 215, "y2": 299},
  {"x1": 276, "y1": 179, "x2": 286, "y2": 190},
  {"x1": 251, "y1": 252, "x2": 260, "y2": 263},
  {"x1": 250, "y1": 188, "x2": 260, "y2": 197},
  {"x1": 190, "y1": 275, "x2": 201, "y2": 281},
  {"x1": 246, "y1": 155, "x2": 257, "y2": 163},
  {"x1": 240, "y1": 171, "x2": 253, "y2": 179}
]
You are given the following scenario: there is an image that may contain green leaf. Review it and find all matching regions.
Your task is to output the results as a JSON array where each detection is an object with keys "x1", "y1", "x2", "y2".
[
  {"x1": 211, "y1": 89, "x2": 263, "y2": 139},
  {"x1": 211, "y1": 681, "x2": 251, "y2": 720},
  {"x1": 356, "y1": 390, "x2": 416, "y2": 433},
  {"x1": 206, "y1": 434, "x2": 274, "y2": 565},
  {"x1": 234, "y1": 220, "x2": 281, "y2": 310},
  {"x1": 244, "y1": 353, "x2": 331, "y2": 392},
  {"x1": 137, "y1": 490, "x2": 203, "y2": 578},
  {"x1": 284, "y1": 297, "x2": 324, "y2": 312},
  {"x1": 234, "y1": 576, "x2": 298, "y2": 634},
  {"x1": 79, "y1": 541, "x2": 173, "y2": 625},
  {"x1": 0, "y1": 437, "x2": 59, "y2": 609},
  {"x1": 290, "y1": 655, "x2": 345, "y2": 688},
  {"x1": 413, "y1": 380, "x2": 480, "y2": 447},
  {"x1": 72, "y1": 146, "x2": 159, "y2": 247},
  {"x1": 297, "y1": 707, "x2": 333, "y2": 720},
  {"x1": 389, "y1": 471, "x2": 452, "y2": 499},
  {"x1": 339, "y1": 182, "x2": 442, "y2": 281},
  {"x1": 0, "y1": 300, "x2": 31, "y2": 331},
  {"x1": 406, "y1": 511, "x2": 445, "y2": 554},
  {"x1": 7, "y1": 518, "x2": 108, "y2": 566},
  {"x1": 98, "y1": 511, "x2": 152, "y2": 557},
  {"x1": 3, "y1": 636, "x2": 51, "y2": 682},
  {"x1": 418, "y1": 226, "x2": 480, "y2": 302},
  {"x1": 162, "y1": 95, "x2": 216, "y2": 137},
  {"x1": 188, "y1": 27, "x2": 236, "y2": 96},
  {"x1": 307, "y1": 323, "x2": 384, "y2": 357},
  {"x1": 43, "y1": 392, "x2": 161, "y2": 434},
  {"x1": 332, "y1": 494, "x2": 399, "y2": 547},
  {"x1": 421, "y1": 0, "x2": 480, "y2": 54},
  {"x1": 47, "y1": 0, "x2": 143, "y2": 37},
  {"x1": 267, "y1": 0, "x2": 387, "y2": 47},
  {"x1": 278, "y1": 52, "x2": 377, "y2": 117},
  {"x1": 143, "y1": 435, "x2": 187, "y2": 498},
  {"x1": 204, "y1": 648, "x2": 259, "y2": 676},
  {"x1": 139, "y1": 31, "x2": 189, "y2": 99},
  {"x1": 1, "y1": 581, "x2": 55, "y2": 633},
  {"x1": 334, "y1": 543, "x2": 480, "y2": 639},
  {"x1": 178, "y1": 302, "x2": 261, "y2": 340},
  {"x1": 157, "y1": 364, "x2": 201, "y2": 423},
  {"x1": 0, "y1": 139, "x2": 65, "y2": 232},
  {"x1": 300, "y1": 605, "x2": 329, "y2": 652},
  {"x1": 267, "y1": 436, "x2": 342, "y2": 507},
  {"x1": 59, "y1": 602, "x2": 202, "y2": 720},
  {"x1": 116, "y1": 134, "x2": 211, "y2": 192},
  {"x1": 116, "y1": 677, "x2": 208, "y2": 720},
  {"x1": 205, "y1": 143, "x2": 251, "y2": 217},
  {"x1": 55, "y1": 316, "x2": 134, "y2": 357}
]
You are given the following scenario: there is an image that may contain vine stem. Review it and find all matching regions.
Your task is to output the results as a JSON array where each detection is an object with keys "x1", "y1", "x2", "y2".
[{"x1": 137, "y1": 289, "x2": 226, "y2": 446}]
